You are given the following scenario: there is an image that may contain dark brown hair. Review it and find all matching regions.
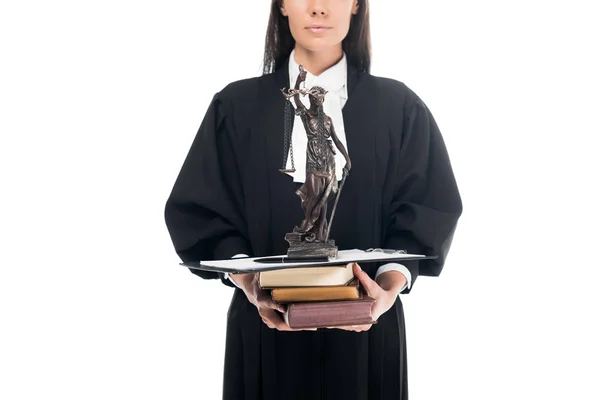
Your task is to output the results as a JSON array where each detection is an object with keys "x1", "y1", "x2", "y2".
[{"x1": 262, "y1": 0, "x2": 371, "y2": 75}]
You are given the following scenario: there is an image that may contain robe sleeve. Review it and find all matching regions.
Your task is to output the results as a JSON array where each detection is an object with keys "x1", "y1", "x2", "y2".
[
  {"x1": 384, "y1": 92, "x2": 463, "y2": 294},
  {"x1": 164, "y1": 91, "x2": 251, "y2": 287}
]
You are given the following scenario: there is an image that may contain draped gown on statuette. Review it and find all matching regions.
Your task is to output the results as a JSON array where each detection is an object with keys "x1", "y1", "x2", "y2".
[
  {"x1": 164, "y1": 58, "x2": 463, "y2": 400},
  {"x1": 293, "y1": 90, "x2": 344, "y2": 241}
]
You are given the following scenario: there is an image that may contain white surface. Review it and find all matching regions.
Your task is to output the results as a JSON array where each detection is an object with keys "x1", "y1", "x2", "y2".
[
  {"x1": 1, "y1": 1, "x2": 599, "y2": 400},
  {"x1": 194, "y1": 249, "x2": 428, "y2": 272}
]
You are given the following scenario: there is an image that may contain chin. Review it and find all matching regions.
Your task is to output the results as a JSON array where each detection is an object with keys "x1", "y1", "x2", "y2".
[{"x1": 296, "y1": 38, "x2": 340, "y2": 53}]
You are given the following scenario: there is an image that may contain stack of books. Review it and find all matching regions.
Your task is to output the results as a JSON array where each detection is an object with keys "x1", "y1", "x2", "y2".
[{"x1": 259, "y1": 263, "x2": 376, "y2": 329}]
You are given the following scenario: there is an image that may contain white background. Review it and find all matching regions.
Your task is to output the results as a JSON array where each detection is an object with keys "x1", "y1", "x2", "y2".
[{"x1": 1, "y1": 0, "x2": 599, "y2": 399}]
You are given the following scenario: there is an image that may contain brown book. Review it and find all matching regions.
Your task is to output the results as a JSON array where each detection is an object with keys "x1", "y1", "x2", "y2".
[
  {"x1": 259, "y1": 263, "x2": 354, "y2": 288},
  {"x1": 271, "y1": 278, "x2": 361, "y2": 303},
  {"x1": 283, "y1": 297, "x2": 376, "y2": 329}
]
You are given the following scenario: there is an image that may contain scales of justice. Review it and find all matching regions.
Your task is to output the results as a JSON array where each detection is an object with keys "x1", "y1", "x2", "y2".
[{"x1": 279, "y1": 65, "x2": 352, "y2": 260}]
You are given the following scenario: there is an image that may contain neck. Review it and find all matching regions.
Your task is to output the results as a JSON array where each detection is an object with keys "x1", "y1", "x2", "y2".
[
  {"x1": 293, "y1": 45, "x2": 343, "y2": 76},
  {"x1": 309, "y1": 102, "x2": 320, "y2": 114}
]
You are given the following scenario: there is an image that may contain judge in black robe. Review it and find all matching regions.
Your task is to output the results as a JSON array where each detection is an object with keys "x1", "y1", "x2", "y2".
[{"x1": 164, "y1": 58, "x2": 463, "y2": 399}]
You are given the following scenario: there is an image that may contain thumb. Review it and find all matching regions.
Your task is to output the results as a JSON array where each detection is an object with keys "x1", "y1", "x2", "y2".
[{"x1": 353, "y1": 263, "x2": 378, "y2": 297}]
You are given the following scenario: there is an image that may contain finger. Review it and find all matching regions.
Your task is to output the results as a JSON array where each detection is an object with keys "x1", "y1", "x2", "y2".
[
  {"x1": 353, "y1": 263, "x2": 380, "y2": 297},
  {"x1": 259, "y1": 309, "x2": 276, "y2": 329},
  {"x1": 353, "y1": 324, "x2": 372, "y2": 331},
  {"x1": 261, "y1": 316, "x2": 276, "y2": 329},
  {"x1": 281, "y1": 322, "x2": 318, "y2": 332},
  {"x1": 326, "y1": 324, "x2": 372, "y2": 332},
  {"x1": 260, "y1": 308, "x2": 296, "y2": 331},
  {"x1": 344, "y1": 324, "x2": 371, "y2": 332},
  {"x1": 267, "y1": 299, "x2": 286, "y2": 314},
  {"x1": 259, "y1": 308, "x2": 285, "y2": 330},
  {"x1": 260, "y1": 311, "x2": 316, "y2": 331},
  {"x1": 328, "y1": 325, "x2": 353, "y2": 331},
  {"x1": 257, "y1": 294, "x2": 286, "y2": 313},
  {"x1": 327, "y1": 325, "x2": 358, "y2": 331}
]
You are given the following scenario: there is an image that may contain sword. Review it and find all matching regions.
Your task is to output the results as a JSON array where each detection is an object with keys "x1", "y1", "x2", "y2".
[{"x1": 325, "y1": 167, "x2": 349, "y2": 242}]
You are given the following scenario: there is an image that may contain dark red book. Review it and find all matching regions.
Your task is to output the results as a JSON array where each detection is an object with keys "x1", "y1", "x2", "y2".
[{"x1": 283, "y1": 297, "x2": 376, "y2": 329}]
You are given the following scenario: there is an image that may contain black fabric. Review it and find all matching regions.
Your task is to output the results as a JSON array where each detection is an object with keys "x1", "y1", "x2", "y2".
[{"x1": 164, "y1": 59, "x2": 462, "y2": 399}]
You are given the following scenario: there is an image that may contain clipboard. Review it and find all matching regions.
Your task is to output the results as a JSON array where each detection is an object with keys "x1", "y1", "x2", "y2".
[{"x1": 180, "y1": 248, "x2": 437, "y2": 274}]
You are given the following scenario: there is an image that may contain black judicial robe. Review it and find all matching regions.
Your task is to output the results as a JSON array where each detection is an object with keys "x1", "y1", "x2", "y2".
[{"x1": 165, "y1": 60, "x2": 462, "y2": 400}]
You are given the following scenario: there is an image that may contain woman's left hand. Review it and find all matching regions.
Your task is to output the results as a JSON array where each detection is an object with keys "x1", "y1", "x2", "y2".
[{"x1": 327, "y1": 263, "x2": 405, "y2": 332}]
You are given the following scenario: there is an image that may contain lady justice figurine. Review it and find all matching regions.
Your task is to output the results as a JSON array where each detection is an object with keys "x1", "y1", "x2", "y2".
[{"x1": 280, "y1": 65, "x2": 352, "y2": 258}]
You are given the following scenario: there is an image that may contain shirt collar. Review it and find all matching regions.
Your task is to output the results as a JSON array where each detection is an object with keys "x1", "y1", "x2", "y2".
[{"x1": 288, "y1": 49, "x2": 348, "y2": 100}]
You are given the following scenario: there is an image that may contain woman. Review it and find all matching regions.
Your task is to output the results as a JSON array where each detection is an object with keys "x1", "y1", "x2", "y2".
[{"x1": 165, "y1": 1, "x2": 462, "y2": 399}]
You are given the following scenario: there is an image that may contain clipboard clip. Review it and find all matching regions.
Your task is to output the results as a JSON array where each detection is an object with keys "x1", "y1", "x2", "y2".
[{"x1": 365, "y1": 248, "x2": 407, "y2": 254}]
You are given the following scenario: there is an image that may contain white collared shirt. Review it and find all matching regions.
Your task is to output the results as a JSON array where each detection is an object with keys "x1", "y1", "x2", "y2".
[{"x1": 224, "y1": 50, "x2": 412, "y2": 294}]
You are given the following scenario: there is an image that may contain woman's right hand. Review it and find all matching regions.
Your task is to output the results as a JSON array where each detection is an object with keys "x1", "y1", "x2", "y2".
[{"x1": 230, "y1": 273, "x2": 316, "y2": 332}]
